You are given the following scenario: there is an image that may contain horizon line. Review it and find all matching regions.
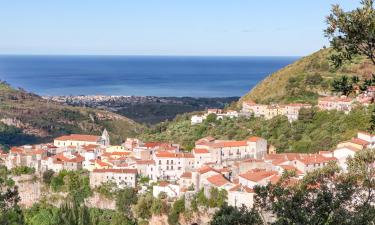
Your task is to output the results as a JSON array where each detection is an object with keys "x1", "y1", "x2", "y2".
[{"x1": 0, "y1": 53, "x2": 302, "y2": 58}]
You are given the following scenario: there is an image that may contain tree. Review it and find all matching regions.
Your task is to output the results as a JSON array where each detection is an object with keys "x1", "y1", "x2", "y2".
[
  {"x1": 325, "y1": 0, "x2": 375, "y2": 67},
  {"x1": 151, "y1": 197, "x2": 169, "y2": 216},
  {"x1": 116, "y1": 187, "x2": 138, "y2": 217},
  {"x1": 210, "y1": 204, "x2": 262, "y2": 225},
  {"x1": 167, "y1": 198, "x2": 185, "y2": 225},
  {"x1": 332, "y1": 75, "x2": 353, "y2": 95},
  {"x1": 205, "y1": 113, "x2": 217, "y2": 123},
  {"x1": 0, "y1": 166, "x2": 24, "y2": 225},
  {"x1": 254, "y1": 150, "x2": 375, "y2": 225},
  {"x1": 132, "y1": 194, "x2": 153, "y2": 220},
  {"x1": 42, "y1": 169, "x2": 54, "y2": 185}
]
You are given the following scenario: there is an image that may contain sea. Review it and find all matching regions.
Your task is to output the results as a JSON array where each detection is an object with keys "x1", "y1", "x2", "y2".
[{"x1": 0, "y1": 55, "x2": 298, "y2": 97}]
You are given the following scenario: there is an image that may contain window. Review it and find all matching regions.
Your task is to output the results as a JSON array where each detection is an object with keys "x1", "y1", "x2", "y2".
[{"x1": 159, "y1": 160, "x2": 161, "y2": 165}]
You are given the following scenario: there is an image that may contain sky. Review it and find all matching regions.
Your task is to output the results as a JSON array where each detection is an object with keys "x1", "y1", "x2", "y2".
[{"x1": 0, "y1": 0, "x2": 359, "y2": 56}]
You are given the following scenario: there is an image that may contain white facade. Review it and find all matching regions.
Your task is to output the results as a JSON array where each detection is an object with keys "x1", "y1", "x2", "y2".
[{"x1": 90, "y1": 169, "x2": 137, "y2": 188}]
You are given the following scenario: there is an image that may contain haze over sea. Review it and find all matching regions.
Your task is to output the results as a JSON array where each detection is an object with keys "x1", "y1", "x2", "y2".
[{"x1": 0, "y1": 55, "x2": 298, "y2": 97}]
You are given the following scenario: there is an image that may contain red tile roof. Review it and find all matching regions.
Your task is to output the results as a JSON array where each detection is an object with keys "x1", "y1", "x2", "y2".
[
  {"x1": 55, "y1": 134, "x2": 99, "y2": 142},
  {"x1": 229, "y1": 184, "x2": 254, "y2": 193},
  {"x1": 296, "y1": 155, "x2": 337, "y2": 165},
  {"x1": 239, "y1": 169, "x2": 278, "y2": 182},
  {"x1": 136, "y1": 160, "x2": 155, "y2": 165},
  {"x1": 155, "y1": 152, "x2": 194, "y2": 158},
  {"x1": 207, "y1": 174, "x2": 230, "y2": 187},
  {"x1": 247, "y1": 136, "x2": 263, "y2": 142},
  {"x1": 92, "y1": 168, "x2": 137, "y2": 174},
  {"x1": 180, "y1": 172, "x2": 192, "y2": 179},
  {"x1": 193, "y1": 148, "x2": 210, "y2": 154}
]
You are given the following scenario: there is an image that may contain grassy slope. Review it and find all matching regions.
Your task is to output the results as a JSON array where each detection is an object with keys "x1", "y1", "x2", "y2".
[
  {"x1": 240, "y1": 48, "x2": 375, "y2": 104},
  {"x1": 0, "y1": 82, "x2": 142, "y2": 147}
]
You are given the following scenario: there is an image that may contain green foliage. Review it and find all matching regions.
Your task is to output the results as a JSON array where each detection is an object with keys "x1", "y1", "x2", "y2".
[
  {"x1": 205, "y1": 113, "x2": 218, "y2": 123},
  {"x1": 48, "y1": 170, "x2": 92, "y2": 204},
  {"x1": 210, "y1": 204, "x2": 262, "y2": 225},
  {"x1": 151, "y1": 197, "x2": 170, "y2": 216},
  {"x1": 167, "y1": 198, "x2": 185, "y2": 225},
  {"x1": 115, "y1": 187, "x2": 138, "y2": 217},
  {"x1": 254, "y1": 149, "x2": 375, "y2": 225},
  {"x1": 42, "y1": 170, "x2": 54, "y2": 185},
  {"x1": 94, "y1": 181, "x2": 117, "y2": 199},
  {"x1": 305, "y1": 73, "x2": 323, "y2": 85},
  {"x1": 0, "y1": 82, "x2": 141, "y2": 147},
  {"x1": 190, "y1": 188, "x2": 227, "y2": 212},
  {"x1": 325, "y1": 0, "x2": 375, "y2": 66},
  {"x1": 331, "y1": 75, "x2": 353, "y2": 96},
  {"x1": 142, "y1": 106, "x2": 371, "y2": 153},
  {"x1": 11, "y1": 166, "x2": 35, "y2": 176},
  {"x1": 132, "y1": 194, "x2": 153, "y2": 220},
  {"x1": 0, "y1": 166, "x2": 24, "y2": 225}
]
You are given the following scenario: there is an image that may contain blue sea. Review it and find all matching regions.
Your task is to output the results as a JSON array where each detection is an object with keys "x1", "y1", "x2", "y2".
[{"x1": 0, "y1": 55, "x2": 298, "y2": 97}]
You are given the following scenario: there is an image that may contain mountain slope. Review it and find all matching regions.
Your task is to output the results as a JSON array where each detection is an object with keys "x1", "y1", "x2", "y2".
[
  {"x1": 0, "y1": 81, "x2": 142, "y2": 147},
  {"x1": 240, "y1": 48, "x2": 375, "y2": 104}
]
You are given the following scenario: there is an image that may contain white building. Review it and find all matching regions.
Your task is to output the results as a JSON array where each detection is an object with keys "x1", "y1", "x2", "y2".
[
  {"x1": 153, "y1": 181, "x2": 180, "y2": 198},
  {"x1": 89, "y1": 168, "x2": 137, "y2": 188}
]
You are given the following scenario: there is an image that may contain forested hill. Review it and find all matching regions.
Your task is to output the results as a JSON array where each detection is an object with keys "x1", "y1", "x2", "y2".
[
  {"x1": 0, "y1": 81, "x2": 142, "y2": 148},
  {"x1": 240, "y1": 48, "x2": 375, "y2": 105}
]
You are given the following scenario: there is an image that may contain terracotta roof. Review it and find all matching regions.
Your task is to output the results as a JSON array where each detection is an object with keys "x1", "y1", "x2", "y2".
[
  {"x1": 67, "y1": 155, "x2": 85, "y2": 163},
  {"x1": 193, "y1": 148, "x2": 210, "y2": 154},
  {"x1": 155, "y1": 152, "x2": 194, "y2": 158},
  {"x1": 198, "y1": 165, "x2": 220, "y2": 175},
  {"x1": 239, "y1": 169, "x2": 278, "y2": 182},
  {"x1": 247, "y1": 136, "x2": 263, "y2": 142},
  {"x1": 279, "y1": 165, "x2": 303, "y2": 175},
  {"x1": 136, "y1": 160, "x2": 155, "y2": 165},
  {"x1": 95, "y1": 159, "x2": 112, "y2": 167},
  {"x1": 180, "y1": 172, "x2": 192, "y2": 179},
  {"x1": 349, "y1": 138, "x2": 370, "y2": 146},
  {"x1": 55, "y1": 134, "x2": 99, "y2": 142},
  {"x1": 211, "y1": 140, "x2": 248, "y2": 148},
  {"x1": 296, "y1": 155, "x2": 337, "y2": 165},
  {"x1": 10, "y1": 147, "x2": 24, "y2": 154},
  {"x1": 144, "y1": 142, "x2": 169, "y2": 149},
  {"x1": 207, "y1": 174, "x2": 230, "y2": 187},
  {"x1": 159, "y1": 181, "x2": 170, "y2": 187},
  {"x1": 195, "y1": 136, "x2": 216, "y2": 145},
  {"x1": 229, "y1": 184, "x2": 254, "y2": 193},
  {"x1": 92, "y1": 168, "x2": 137, "y2": 174}
]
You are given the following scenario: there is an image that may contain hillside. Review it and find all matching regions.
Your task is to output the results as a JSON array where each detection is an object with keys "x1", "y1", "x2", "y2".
[
  {"x1": 240, "y1": 48, "x2": 375, "y2": 104},
  {"x1": 0, "y1": 81, "x2": 142, "y2": 148},
  {"x1": 141, "y1": 49, "x2": 374, "y2": 153},
  {"x1": 140, "y1": 106, "x2": 371, "y2": 153}
]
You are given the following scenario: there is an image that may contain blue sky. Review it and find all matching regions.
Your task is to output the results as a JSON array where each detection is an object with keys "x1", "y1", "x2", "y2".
[{"x1": 0, "y1": 0, "x2": 358, "y2": 56}]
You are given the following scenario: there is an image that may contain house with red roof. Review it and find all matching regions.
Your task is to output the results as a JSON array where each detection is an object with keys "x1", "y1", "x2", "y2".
[
  {"x1": 292, "y1": 154, "x2": 337, "y2": 174},
  {"x1": 239, "y1": 169, "x2": 278, "y2": 188},
  {"x1": 241, "y1": 100, "x2": 311, "y2": 122},
  {"x1": 194, "y1": 136, "x2": 267, "y2": 164},
  {"x1": 54, "y1": 130, "x2": 110, "y2": 148},
  {"x1": 318, "y1": 96, "x2": 355, "y2": 113},
  {"x1": 153, "y1": 152, "x2": 195, "y2": 180},
  {"x1": 228, "y1": 184, "x2": 255, "y2": 208}
]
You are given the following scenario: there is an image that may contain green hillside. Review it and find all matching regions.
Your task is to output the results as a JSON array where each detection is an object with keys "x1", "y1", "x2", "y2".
[
  {"x1": 141, "y1": 49, "x2": 374, "y2": 153},
  {"x1": 240, "y1": 48, "x2": 375, "y2": 104},
  {"x1": 141, "y1": 107, "x2": 371, "y2": 153},
  {"x1": 0, "y1": 81, "x2": 143, "y2": 148}
]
